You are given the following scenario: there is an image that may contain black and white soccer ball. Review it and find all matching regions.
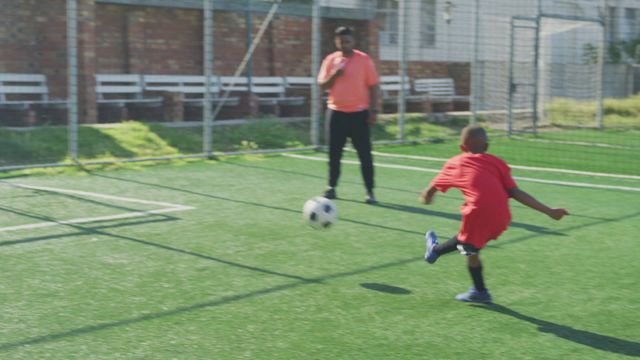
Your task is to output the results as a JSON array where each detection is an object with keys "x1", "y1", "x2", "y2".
[{"x1": 303, "y1": 196, "x2": 338, "y2": 229}]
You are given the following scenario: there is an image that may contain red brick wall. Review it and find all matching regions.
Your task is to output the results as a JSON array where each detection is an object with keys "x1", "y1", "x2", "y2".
[
  {"x1": 0, "y1": 0, "x2": 97, "y2": 122},
  {"x1": 95, "y1": 6, "x2": 316, "y2": 77},
  {"x1": 0, "y1": 0, "x2": 40, "y2": 73},
  {"x1": 269, "y1": 16, "x2": 313, "y2": 76},
  {"x1": 96, "y1": 5, "x2": 203, "y2": 74},
  {"x1": 0, "y1": 1, "x2": 468, "y2": 124},
  {"x1": 95, "y1": 4, "x2": 128, "y2": 73}
]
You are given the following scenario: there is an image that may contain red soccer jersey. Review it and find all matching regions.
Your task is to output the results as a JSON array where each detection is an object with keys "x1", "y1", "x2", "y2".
[{"x1": 430, "y1": 153, "x2": 518, "y2": 248}]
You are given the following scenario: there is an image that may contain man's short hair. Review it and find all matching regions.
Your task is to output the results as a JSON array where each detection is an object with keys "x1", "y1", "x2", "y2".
[{"x1": 334, "y1": 26, "x2": 354, "y2": 37}]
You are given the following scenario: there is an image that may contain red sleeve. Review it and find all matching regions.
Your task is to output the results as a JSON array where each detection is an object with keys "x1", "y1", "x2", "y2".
[
  {"x1": 496, "y1": 157, "x2": 517, "y2": 192},
  {"x1": 429, "y1": 159, "x2": 459, "y2": 193}
]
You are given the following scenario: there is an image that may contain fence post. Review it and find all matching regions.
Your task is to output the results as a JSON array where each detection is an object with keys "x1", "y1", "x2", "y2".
[
  {"x1": 398, "y1": 0, "x2": 407, "y2": 141},
  {"x1": 67, "y1": 0, "x2": 79, "y2": 161},
  {"x1": 531, "y1": 0, "x2": 542, "y2": 134},
  {"x1": 471, "y1": 0, "x2": 480, "y2": 125},
  {"x1": 507, "y1": 17, "x2": 515, "y2": 137},
  {"x1": 596, "y1": 1, "x2": 606, "y2": 129},
  {"x1": 203, "y1": 0, "x2": 214, "y2": 156},
  {"x1": 311, "y1": 0, "x2": 321, "y2": 148}
]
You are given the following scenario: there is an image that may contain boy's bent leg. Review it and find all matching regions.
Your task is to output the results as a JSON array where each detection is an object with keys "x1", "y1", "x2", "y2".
[
  {"x1": 424, "y1": 231, "x2": 439, "y2": 263},
  {"x1": 425, "y1": 233, "x2": 459, "y2": 264},
  {"x1": 433, "y1": 235, "x2": 460, "y2": 256}
]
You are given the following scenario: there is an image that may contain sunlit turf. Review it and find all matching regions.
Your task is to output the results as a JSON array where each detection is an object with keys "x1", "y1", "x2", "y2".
[{"x1": 0, "y1": 152, "x2": 638, "y2": 359}]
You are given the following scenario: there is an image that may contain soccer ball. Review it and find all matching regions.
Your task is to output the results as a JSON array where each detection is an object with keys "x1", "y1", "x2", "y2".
[{"x1": 303, "y1": 196, "x2": 338, "y2": 229}]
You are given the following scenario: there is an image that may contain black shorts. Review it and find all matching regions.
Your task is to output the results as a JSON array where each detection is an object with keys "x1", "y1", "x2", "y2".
[{"x1": 457, "y1": 242, "x2": 480, "y2": 256}]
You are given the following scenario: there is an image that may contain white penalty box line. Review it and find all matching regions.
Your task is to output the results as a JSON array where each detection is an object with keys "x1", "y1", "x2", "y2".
[
  {"x1": 0, "y1": 182, "x2": 195, "y2": 233},
  {"x1": 284, "y1": 154, "x2": 640, "y2": 192}
]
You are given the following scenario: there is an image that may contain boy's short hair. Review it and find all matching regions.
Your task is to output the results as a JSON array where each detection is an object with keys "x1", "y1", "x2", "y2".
[
  {"x1": 334, "y1": 26, "x2": 354, "y2": 37},
  {"x1": 461, "y1": 125, "x2": 488, "y2": 143}
]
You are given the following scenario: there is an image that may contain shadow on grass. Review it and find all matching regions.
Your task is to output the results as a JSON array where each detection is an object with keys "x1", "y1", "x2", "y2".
[
  {"x1": 224, "y1": 160, "x2": 422, "y2": 196},
  {"x1": 85, "y1": 170, "x2": 640, "y2": 246},
  {"x1": 0, "y1": 180, "x2": 166, "y2": 215},
  {"x1": 86, "y1": 171, "x2": 426, "y2": 237},
  {"x1": 0, "y1": 204, "x2": 317, "y2": 284},
  {"x1": 3, "y1": 168, "x2": 638, "y2": 351},
  {"x1": 226, "y1": 160, "x2": 620, "y2": 222},
  {"x1": 0, "y1": 256, "x2": 419, "y2": 351},
  {"x1": 0, "y1": 216, "x2": 176, "y2": 247},
  {"x1": 487, "y1": 210, "x2": 640, "y2": 249},
  {"x1": 360, "y1": 282, "x2": 412, "y2": 295},
  {"x1": 473, "y1": 303, "x2": 640, "y2": 357},
  {"x1": 373, "y1": 202, "x2": 566, "y2": 236}
]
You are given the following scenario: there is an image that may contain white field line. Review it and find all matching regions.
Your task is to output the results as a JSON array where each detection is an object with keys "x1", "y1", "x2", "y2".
[
  {"x1": 0, "y1": 183, "x2": 194, "y2": 233},
  {"x1": 284, "y1": 154, "x2": 640, "y2": 192},
  {"x1": 511, "y1": 136, "x2": 637, "y2": 150},
  {"x1": 352, "y1": 149, "x2": 640, "y2": 181}
]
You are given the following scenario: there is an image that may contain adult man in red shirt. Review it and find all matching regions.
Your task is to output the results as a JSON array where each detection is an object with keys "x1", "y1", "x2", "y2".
[
  {"x1": 420, "y1": 125, "x2": 568, "y2": 303},
  {"x1": 317, "y1": 26, "x2": 380, "y2": 204}
]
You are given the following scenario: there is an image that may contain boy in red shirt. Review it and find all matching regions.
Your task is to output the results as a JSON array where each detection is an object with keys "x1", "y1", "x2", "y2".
[{"x1": 420, "y1": 125, "x2": 568, "y2": 303}]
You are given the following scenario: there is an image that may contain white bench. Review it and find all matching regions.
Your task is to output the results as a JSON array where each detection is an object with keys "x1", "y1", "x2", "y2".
[
  {"x1": 284, "y1": 76, "x2": 315, "y2": 89},
  {"x1": 0, "y1": 73, "x2": 67, "y2": 109},
  {"x1": 413, "y1": 78, "x2": 470, "y2": 103},
  {"x1": 250, "y1": 77, "x2": 305, "y2": 106},
  {"x1": 142, "y1": 75, "x2": 239, "y2": 107},
  {"x1": 96, "y1": 74, "x2": 162, "y2": 107},
  {"x1": 379, "y1": 75, "x2": 428, "y2": 105},
  {"x1": 219, "y1": 76, "x2": 305, "y2": 106}
]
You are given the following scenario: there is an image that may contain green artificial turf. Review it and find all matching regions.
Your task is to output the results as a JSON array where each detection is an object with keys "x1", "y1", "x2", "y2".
[{"x1": 0, "y1": 152, "x2": 638, "y2": 359}]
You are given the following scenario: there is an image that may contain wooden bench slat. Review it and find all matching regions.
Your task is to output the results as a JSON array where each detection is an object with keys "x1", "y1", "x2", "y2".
[
  {"x1": 0, "y1": 86, "x2": 49, "y2": 94},
  {"x1": 0, "y1": 74, "x2": 47, "y2": 82}
]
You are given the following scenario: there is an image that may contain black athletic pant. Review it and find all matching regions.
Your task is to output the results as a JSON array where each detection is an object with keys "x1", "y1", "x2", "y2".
[{"x1": 327, "y1": 109, "x2": 374, "y2": 192}]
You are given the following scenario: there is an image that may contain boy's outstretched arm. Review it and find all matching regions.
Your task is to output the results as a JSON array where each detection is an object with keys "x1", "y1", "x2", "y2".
[
  {"x1": 508, "y1": 187, "x2": 569, "y2": 220},
  {"x1": 420, "y1": 186, "x2": 438, "y2": 204}
]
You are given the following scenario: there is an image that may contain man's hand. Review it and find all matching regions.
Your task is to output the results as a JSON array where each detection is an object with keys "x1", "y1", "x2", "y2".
[
  {"x1": 318, "y1": 67, "x2": 344, "y2": 91},
  {"x1": 547, "y1": 208, "x2": 569, "y2": 220}
]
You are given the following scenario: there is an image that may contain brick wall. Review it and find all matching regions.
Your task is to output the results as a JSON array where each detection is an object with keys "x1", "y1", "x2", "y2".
[
  {"x1": 0, "y1": 0, "x2": 40, "y2": 74},
  {"x1": 96, "y1": 5, "x2": 203, "y2": 74},
  {"x1": 0, "y1": 1, "x2": 468, "y2": 124},
  {"x1": 0, "y1": 0, "x2": 97, "y2": 123},
  {"x1": 96, "y1": 6, "x2": 316, "y2": 77}
]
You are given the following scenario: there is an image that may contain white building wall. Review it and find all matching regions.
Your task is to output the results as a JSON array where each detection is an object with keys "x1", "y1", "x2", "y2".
[{"x1": 321, "y1": 0, "x2": 640, "y2": 99}]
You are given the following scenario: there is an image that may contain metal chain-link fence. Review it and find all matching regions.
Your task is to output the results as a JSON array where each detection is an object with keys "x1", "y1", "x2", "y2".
[{"x1": 0, "y1": 0, "x2": 638, "y2": 173}]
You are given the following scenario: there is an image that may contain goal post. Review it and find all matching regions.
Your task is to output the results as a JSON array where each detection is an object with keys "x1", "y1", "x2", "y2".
[{"x1": 508, "y1": 12, "x2": 605, "y2": 134}]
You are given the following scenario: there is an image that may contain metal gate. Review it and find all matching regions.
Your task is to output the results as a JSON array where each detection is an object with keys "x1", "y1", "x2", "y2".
[
  {"x1": 508, "y1": 16, "x2": 538, "y2": 135},
  {"x1": 508, "y1": 13, "x2": 605, "y2": 136}
]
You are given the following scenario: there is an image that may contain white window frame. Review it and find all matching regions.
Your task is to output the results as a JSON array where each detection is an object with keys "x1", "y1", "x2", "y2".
[
  {"x1": 377, "y1": 0, "x2": 399, "y2": 46},
  {"x1": 420, "y1": 0, "x2": 437, "y2": 48}
]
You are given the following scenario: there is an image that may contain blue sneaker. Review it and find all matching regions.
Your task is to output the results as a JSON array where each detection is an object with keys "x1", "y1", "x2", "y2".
[
  {"x1": 455, "y1": 287, "x2": 492, "y2": 303},
  {"x1": 424, "y1": 231, "x2": 439, "y2": 264}
]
